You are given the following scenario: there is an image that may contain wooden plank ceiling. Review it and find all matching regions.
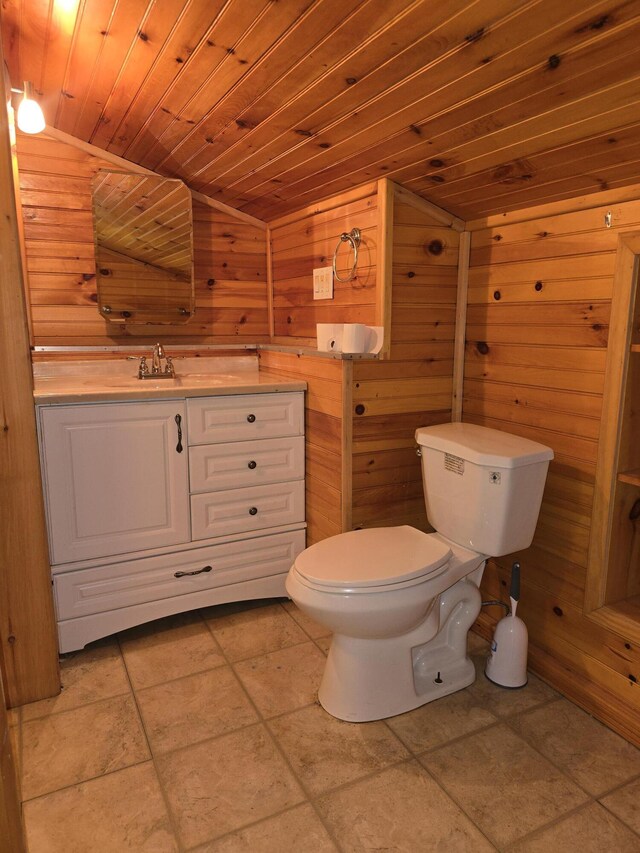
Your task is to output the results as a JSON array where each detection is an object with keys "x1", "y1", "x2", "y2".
[{"x1": 3, "y1": 0, "x2": 640, "y2": 221}]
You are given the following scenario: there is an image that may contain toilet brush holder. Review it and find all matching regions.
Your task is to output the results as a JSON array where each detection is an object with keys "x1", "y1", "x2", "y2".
[{"x1": 485, "y1": 561, "x2": 528, "y2": 688}]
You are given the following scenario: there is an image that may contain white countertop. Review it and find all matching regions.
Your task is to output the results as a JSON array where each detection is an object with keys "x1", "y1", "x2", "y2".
[{"x1": 33, "y1": 357, "x2": 306, "y2": 405}]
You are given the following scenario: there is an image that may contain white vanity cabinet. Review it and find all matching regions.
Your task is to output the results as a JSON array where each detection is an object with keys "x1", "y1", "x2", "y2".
[
  {"x1": 39, "y1": 400, "x2": 190, "y2": 564},
  {"x1": 38, "y1": 391, "x2": 306, "y2": 652}
]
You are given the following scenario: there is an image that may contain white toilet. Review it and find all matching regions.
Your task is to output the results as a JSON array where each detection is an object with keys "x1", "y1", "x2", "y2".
[{"x1": 286, "y1": 422, "x2": 553, "y2": 722}]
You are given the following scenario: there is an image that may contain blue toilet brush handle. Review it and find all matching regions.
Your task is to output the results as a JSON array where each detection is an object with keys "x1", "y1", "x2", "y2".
[{"x1": 510, "y1": 561, "x2": 521, "y2": 603}]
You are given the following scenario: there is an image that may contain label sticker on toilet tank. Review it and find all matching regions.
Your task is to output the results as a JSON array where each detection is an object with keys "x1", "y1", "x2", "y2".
[{"x1": 444, "y1": 453, "x2": 465, "y2": 475}]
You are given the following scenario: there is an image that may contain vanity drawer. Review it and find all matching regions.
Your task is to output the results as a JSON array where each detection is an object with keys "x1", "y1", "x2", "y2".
[
  {"x1": 191, "y1": 480, "x2": 305, "y2": 541},
  {"x1": 187, "y1": 392, "x2": 303, "y2": 445},
  {"x1": 189, "y1": 436, "x2": 304, "y2": 494},
  {"x1": 54, "y1": 529, "x2": 305, "y2": 620}
]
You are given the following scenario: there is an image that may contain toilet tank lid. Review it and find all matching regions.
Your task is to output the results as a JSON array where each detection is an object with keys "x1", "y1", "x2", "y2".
[
  {"x1": 294, "y1": 526, "x2": 451, "y2": 588},
  {"x1": 415, "y1": 423, "x2": 554, "y2": 468}
]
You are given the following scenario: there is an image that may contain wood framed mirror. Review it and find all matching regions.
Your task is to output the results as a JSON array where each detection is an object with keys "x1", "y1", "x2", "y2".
[{"x1": 92, "y1": 170, "x2": 194, "y2": 324}]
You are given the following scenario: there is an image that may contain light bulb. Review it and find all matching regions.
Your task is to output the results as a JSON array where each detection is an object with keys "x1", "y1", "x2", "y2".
[{"x1": 16, "y1": 83, "x2": 45, "y2": 134}]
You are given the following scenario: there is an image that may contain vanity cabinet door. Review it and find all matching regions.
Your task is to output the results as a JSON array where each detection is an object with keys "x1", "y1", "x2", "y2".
[{"x1": 39, "y1": 401, "x2": 190, "y2": 564}]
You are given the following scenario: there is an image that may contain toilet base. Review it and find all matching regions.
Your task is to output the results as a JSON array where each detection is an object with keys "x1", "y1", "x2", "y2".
[{"x1": 318, "y1": 577, "x2": 482, "y2": 722}]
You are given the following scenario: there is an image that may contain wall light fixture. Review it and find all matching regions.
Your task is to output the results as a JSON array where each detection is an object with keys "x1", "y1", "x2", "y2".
[{"x1": 11, "y1": 81, "x2": 45, "y2": 134}]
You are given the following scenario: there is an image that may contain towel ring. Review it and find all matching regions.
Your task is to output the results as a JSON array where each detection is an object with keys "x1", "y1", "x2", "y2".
[{"x1": 333, "y1": 228, "x2": 361, "y2": 282}]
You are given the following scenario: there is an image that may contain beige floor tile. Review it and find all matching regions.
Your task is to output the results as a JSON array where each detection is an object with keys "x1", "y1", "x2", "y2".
[
  {"x1": 190, "y1": 804, "x2": 338, "y2": 852},
  {"x1": 21, "y1": 695, "x2": 149, "y2": 800},
  {"x1": 281, "y1": 600, "x2": 332, "y2": 639},
  {"x1": 23, "y1": 761, "x2": 178, "y2": 852},
  {"x1": 315, "y1": 635, "x2": 332, "y2": 655},
  {"x1": 509, "y1": 699, "x2": 640, "y2": 796},
  {"x1": 421, "y1": 723, "x2": 588, "y2": 848},
  {"x1": 600, "y1": 775, "x2": 640, "y2": 834},
  {"x1": 386, "y1": 688, "x2": 498, "y2": 753},
  {"x1": 205, "y1": 603, "x2": 308, "y2": 662},
  {"x1": 269, "y1": 703, "x2": 409, "y2": 795},
  {"x1": 156, "y1": 723, "x2": 304, "y2": 849},
  {"x1": 466, "y1": 652, "x2": 558, "y2": 717},
  {"x1": 136, "y1": 666, "x2": 258, "y2": 754},
  {"x1": 317, "y1": 760, "x2": 495, "y2": 852},
  {"x1": 120, "y1": 611, "x2": 226, "y2": 689},
  {"x1": 509, "y1": 802, "x2": 640, "y2": 852},
  {"x1": 22, "y1": 639, "x2": 130, "y2": 722},
  {"x1": 234, "y1": 642, "x2": 326, "y2": 717}
]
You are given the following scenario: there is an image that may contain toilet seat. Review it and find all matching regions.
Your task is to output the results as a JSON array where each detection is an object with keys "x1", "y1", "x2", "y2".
[{"x1": 293, "y1": 526, "x2": 452, "y2": 592}]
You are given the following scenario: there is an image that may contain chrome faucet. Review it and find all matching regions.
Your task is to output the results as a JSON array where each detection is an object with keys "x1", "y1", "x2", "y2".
[{"x1": 138, "y1": 343, "x2": 175, "y2": 380}]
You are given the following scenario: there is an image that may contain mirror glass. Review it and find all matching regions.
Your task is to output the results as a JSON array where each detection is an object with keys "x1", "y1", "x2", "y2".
[{"x1": 92, "y1": 170, "x2": 194, "y2": 324}]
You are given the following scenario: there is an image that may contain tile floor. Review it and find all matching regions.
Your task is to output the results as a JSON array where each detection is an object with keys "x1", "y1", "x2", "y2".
[{"x1": 9, "y1": 598, "x2": 640, "y2": 852}]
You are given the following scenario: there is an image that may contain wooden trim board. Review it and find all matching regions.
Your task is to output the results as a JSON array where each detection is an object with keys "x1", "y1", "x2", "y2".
[
  {"x1": 585, "y1": 232, "x2": 640, "y2": 612},
  {"x1": 376, "y1": 179, "x2": 394, "y2": 357},
  {"x1": 452, "y1": 230, "x2": 471, "y2": 421},
  {"x1": 390, "y1": 181, "x2": 465, "y2": 232}
]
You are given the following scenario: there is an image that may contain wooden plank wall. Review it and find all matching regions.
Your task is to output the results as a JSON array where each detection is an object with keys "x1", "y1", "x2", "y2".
[
  {"x1": 351, "y1": 196, "x2": 459, "y2": 530},
  {"x1": 257, "y1": 350, "x2": 345, "y2": 546},
  {"x1": 16, "y1": 132, "x2": 270, "y2": 346},
  {"x1": 465, "y1": 197, "x2": 640, "y2": 745},
  {"x1": 269, "y1": 183, "x2": 378, "y2": 342}
]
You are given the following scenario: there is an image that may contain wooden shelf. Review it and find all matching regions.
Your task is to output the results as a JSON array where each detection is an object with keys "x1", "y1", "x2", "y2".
[
  {"x1": 618, "y1": 468, "x2": 640, "y2": 487},
  {"x1": 631, "y1": 344, "x2": 640, "y2": 352},
  {"x1": 590, "y1": 599, "x2": 640, "y2": 646}
]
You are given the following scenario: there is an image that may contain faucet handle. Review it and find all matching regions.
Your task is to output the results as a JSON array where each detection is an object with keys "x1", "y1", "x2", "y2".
[
  {"x1": 138, "y1": 356, "x2": 149, "y2": 378},
  {"x1": 165, "y1": 356, "x2": 175, "y2": 377}
]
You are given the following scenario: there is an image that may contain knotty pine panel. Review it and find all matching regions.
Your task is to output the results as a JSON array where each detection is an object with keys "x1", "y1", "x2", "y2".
[
  {"x1": 466, "y1": 191, "x2": 640, "y2": 745},
  {"x1": 351, "y1": 197, "x2": 458, "y2": 531},
  {"x1": 6, "y1": 3, "x2": 640, "y2": 220},
  {"x1": 15, "y1": 132, "x2": 269, "y2": 347},
  {"x1": 269, "y1": 185, "x2": 378, "y2": 342}
]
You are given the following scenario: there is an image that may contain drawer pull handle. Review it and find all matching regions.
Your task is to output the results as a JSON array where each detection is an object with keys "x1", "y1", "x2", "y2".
[
  {"x1": 174, "y1": 565, "x2": 212, "y2": 578},
  {"x1": 249, "y1": 506, "x2": 258, "y2": 515},
  {"x1": 248, "y1": 460, "x2": 257, "y2": 469},
  {"x1": 175, "y1": 414, "x2": 183, "y2": 453},
  {"x1": 247, "y1": 413, "x2": 256, "y2": 423}
]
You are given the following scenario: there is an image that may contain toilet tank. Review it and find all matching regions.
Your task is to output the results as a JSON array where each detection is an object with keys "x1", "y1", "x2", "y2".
[{"x1": 415, "y1": 423, "x2": 553, "y2": 556}]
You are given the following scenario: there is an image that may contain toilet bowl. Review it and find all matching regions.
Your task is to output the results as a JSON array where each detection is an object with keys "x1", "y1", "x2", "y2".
[
  {"x1": 286, "y1": 527, "x2": 486, "y2": 721},
  {"x1": 287, "y1": 423, "x2": 553, "y2": 722}
]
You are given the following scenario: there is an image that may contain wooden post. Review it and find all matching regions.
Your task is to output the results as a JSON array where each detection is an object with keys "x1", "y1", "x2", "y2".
[
  {"x1": 0, "y1": 675, "x2": 25, "y2": 853},
  {"x1": 0, "y1": 36, "x2": 60, "y2": 705},
  {"x1": 376, "y1": 179, "x2": 394, "y2": 357},
  {"x1": 452, "y1": 230, "x2": 471, "y2": 421}
]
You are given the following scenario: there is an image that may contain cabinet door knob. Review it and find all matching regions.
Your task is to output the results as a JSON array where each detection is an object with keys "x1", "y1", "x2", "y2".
[
  {"x1": 248, "y1": 460, "x2": 257, "y2": 469},
  {"x1": 249, "y1": 506, "x2": 258, "y2": 515},
  {"x1": 174, "y1": 565, "x2": 212, "y2": 578},
  {"x1": 246, "y1": 413, "x2": 256, "y2": 423}
]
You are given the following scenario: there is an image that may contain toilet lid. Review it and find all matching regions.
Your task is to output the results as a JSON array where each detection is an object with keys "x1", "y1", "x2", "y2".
[{"x1": 294, "y1": 526, "x2": 452, "y2": 589}]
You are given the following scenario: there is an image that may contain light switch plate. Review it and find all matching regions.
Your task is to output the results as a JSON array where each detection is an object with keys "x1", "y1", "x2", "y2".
[{"x1": 313, "y1": 266, "x2": 334, "y2": 300}]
